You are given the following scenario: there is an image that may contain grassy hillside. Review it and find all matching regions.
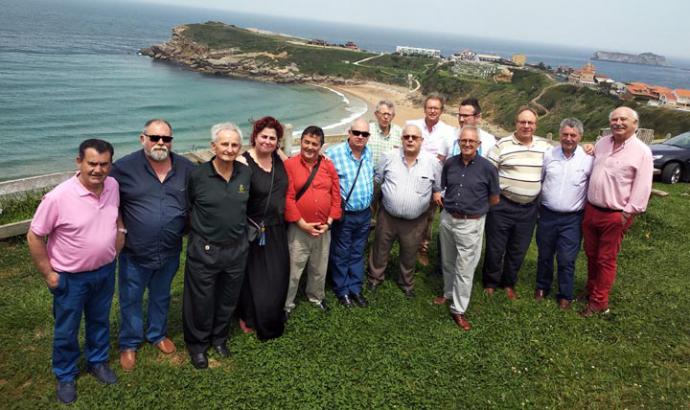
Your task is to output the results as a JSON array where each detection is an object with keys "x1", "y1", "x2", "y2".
[{"x1": 1, "y1": 183, "x2": 688, "y2": 408}]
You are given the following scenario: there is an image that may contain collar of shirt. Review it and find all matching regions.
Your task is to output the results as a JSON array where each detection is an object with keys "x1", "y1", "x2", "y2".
[
  {"x1": 205, "y1": 157, "x2": 242, "y2": 181},
  {"x1": 554, "y1": 145, "x2": 583, "y2": 160},
  {"x1": 397, "y1": 148, "x2": 419, "y2": 165},
  {"x1": 138, "y1": 149, "x2": 177, "y2": 182},
  {"x1": 72, "y1": 173, "x2": 111, "y2": 198},
  {"x1": 345, "y1": 142, "x2": 370, "y2": 161}
]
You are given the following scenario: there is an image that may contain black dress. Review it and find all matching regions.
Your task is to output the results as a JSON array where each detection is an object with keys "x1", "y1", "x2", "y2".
[{"x1": 237, "y1": 151, "x2": 289, "y2": 340}]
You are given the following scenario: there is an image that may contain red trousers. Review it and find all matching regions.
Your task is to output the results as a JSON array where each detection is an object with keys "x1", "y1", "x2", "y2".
[{"x1": 582, "y1": 203, "x2": 634, "y2": 310}]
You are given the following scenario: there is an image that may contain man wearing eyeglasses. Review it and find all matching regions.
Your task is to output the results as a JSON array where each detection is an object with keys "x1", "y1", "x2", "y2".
[
  {"x1": 109, "y1": 119, "x2": 196, "y2": 371},
  {"x1": 327, "y1": 118, "x2": 374, "y2": 308},
  {"x1": 368, "y1": 100, "x2": 402, "y2": 164},
  {"x1": 438, "y1": 98, "x2": 497, "y2": 161},
  {"x1": 367, "y1": 124, "x2": 441, "y2": 298},
  {"x1": 434, "y1": 126, "x2": 499, "y2": 330},
  {"x1": 482, "y1": 107, "x2": 551, "y2": 300},
  {"x1": 406, "y1": 94, "x2": 455, "y2": 266}
]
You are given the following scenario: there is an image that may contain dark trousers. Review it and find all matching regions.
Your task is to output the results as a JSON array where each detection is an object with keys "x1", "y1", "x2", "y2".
[
  {"x1": 183, "y1": 233, "x2": 248, "y2": 354},
  {"x1": 482, "y1": 196, "x2": 538, "y2": 289},
  {"x1": 52, "y1": 261, "x2": 116, "y2": 382},
  {"x1": 582, "y1": 203, "x2": 634, "y2": 310},
  {"x1": 329, "y1": 208, "x2": 371, "y2": 297},
  {"x1": 535, "y1": 206, "x2": 584, "y2": 301}
]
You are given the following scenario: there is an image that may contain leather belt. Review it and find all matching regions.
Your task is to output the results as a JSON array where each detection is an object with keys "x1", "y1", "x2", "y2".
[
  {"x1": 449, "y1": 212, "x2": 482, "y2": 220},
  {"x1": 588, "y1": 202, "x2": 622, "y2": 213}
]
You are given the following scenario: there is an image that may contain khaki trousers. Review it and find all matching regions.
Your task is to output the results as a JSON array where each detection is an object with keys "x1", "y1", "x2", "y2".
[
  {"x1": 439, "y1": 211, "x2": 486, "y2": 315},
  {"x1": 284, "y1": 224, "x2": 331, "y2": 311},
  {"x1": 368, "y1": 207, "x2": 427, "y2": 291}
]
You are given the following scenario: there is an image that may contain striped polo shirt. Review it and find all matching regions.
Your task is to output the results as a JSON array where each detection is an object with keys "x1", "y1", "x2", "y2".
[{"x1": 488, "y1": 134, "x2": 551, "y2": 204}]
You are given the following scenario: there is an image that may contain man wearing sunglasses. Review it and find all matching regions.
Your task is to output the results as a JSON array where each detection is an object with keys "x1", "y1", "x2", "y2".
[
  {"x1": 109, "y1": 119, "x2": 196, "y2": 371},
  {"x1": 327, "y1": 118, "x2": 374, "y2": 308},
  {"x1": 368, "y1": 124, "x2": 441, "y2": 298}
]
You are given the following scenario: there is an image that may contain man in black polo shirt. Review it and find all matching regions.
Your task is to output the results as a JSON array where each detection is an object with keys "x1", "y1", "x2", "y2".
[
  {"x1": 110, "y1": 119, "x2": 196, "y2": 371},
  {"x1": 183, "y1": 122, "x2": 251, "y2": 369},
  {"x1": 433, "y1": 126, "x2": 499, "y2": 331}
]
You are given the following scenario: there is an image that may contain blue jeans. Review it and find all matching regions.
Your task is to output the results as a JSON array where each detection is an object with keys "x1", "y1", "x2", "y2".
[
  {"x1": 329, "y1": 208, "x2": 371, "y2": 297},
  {"x1": 52, "y1": 261, "x2": 116, "y2": 382},
  {"x1": 535, "y1": 207, "x2": 583, "y2": 301},
  {"x1": 118, "y1": 253, "x2": 179, "y2": 350}
]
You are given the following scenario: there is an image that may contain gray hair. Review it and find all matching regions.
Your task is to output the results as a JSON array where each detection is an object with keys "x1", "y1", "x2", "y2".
[
  {"x1": 459, "y1": 125, "x2": 480, "y2": 140},
  {"x1": 143, "y1": 118, "x2": 172, "y2": 135},
  {"x1": 375, "y1": 100, "x2": 395, "y2": 113},
  {"x1": 608, "y1": 106, "x2": 639, "y2": 122},
  {"x1": 210, "y1": 122, "x2": 243, "y2": 143},
  {"x1": 559, "y1": 118, "x2": 584, "y2": 135}
]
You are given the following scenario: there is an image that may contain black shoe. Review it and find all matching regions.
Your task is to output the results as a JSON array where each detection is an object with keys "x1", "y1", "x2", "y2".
[
  {"x1": 283, "y1": 310, "x2": 291, "y2": 323},
  {"x1": 350, "y1": 292, "x2": 368, "y2": 308},
  {"x1": 88, "y1": 363, "x2": 117, "y2": 385},
  {"x1": 313, "y1": 300, "x2": 330, "y2": 313},
  {"x1": 213, "y1": 344, "x2": 231, "y2": 358},
  {"x1": 56, "y1": 381, "x2": 77, "y2": 404},
  {"x1": 366, "y1": 282, "x2": 379, "y2": 292},
  {"x1": 190, "y1": 352, "x2": 208, "y2": 369},
  {"x1": 404, "y1": 289, "x2": 416, "y2": 298},
  {"x1": 338, "y1": 295, "x2": 353, "y2": 307}
]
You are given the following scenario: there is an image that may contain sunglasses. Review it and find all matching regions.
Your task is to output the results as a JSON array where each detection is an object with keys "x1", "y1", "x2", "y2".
[
  {"x1": 350, "y1": 130, "x2": 370, "y2": 138},
  {"x1": 402, "y1": 134, "x2": 421, "y2": 141},
  {"x1": 144, "y1": 134, "x2": 173, "y2": 143}
]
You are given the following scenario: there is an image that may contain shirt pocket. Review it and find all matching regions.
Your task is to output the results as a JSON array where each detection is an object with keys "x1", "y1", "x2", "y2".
[
  {"x1": 572, "y1": 169, "x2": 588, "y2": 187},
  {"x1": 415, "y1": 176, "x2": 432, "y2": 196}
]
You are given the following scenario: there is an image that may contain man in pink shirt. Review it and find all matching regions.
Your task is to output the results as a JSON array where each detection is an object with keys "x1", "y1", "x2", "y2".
[
  {"x1": 581, "y1": 107, "x2": 653, "y2": 317},
  {"x1": 27, "y1": 139, "x2": 123, "y2": 404}
]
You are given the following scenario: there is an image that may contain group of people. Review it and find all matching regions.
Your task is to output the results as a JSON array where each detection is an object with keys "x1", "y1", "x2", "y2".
[{"x1": 28, "y1": 94, "x2": 653, "y2": 404}]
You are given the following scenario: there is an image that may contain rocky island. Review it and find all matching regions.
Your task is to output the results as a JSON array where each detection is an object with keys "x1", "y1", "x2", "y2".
[{"x1": 591, "y1": 51, "x2": 669, "y2": 66}]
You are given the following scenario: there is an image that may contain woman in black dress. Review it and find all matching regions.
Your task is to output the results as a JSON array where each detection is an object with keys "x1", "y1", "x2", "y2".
[{"x1": 237, "y1": 116, "x2": 289, "y2": 340}]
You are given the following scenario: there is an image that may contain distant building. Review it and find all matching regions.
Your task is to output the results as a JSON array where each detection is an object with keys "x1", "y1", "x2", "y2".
[
  {"x1": 451, "y1": 49, "x2": 479, "y2": 63},
  {"x1": 344, "y1": 41, "x2": 359, "y2": 50},
  {"x1": 477, "y1": 53, "x2": 501, "y2": 63},
  {"x1": 308, "y1": 39, "x2": 328, "y2": 46},
  {"x1": 568, "y1": 63, "x2": 597, "y2": 87},
  {"x1": 511, "y1": 54, "x2": 526, "y2": 66},
  {"x1": 396, "y1": 46, "x2": 441, "y2": 58},
  {"x1": 624, "y1": 82, "x2": 655, "y2": 101},
  {"x1": 674, "y1": 89, "x2": 690, "y2": 110}
]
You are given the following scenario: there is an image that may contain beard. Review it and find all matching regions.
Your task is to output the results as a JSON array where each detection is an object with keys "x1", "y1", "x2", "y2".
[{"x1": 146, "y1": 146, "x2": 169, "y2": 161}]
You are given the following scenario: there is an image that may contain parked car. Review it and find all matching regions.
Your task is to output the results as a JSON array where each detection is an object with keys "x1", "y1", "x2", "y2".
[{"x1": 651, "y1": 131, "x2": 690, "y2": 184}]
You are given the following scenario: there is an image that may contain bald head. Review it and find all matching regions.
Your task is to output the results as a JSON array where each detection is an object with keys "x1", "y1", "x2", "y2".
[
  {"x1": 609, "y1": 106, "x2": 639, "y2": 140},
  {"x1": 348, "y1": 118, "x2": 370, "y2": 153}
]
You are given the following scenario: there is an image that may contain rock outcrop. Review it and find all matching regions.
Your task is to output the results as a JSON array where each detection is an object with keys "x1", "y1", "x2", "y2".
[
  {"x1": 591, "y1": 51, "x2": 668, "y2": 66},
  {"x1": 140, "y1": 25, "x2": 362, "y2": 85}
]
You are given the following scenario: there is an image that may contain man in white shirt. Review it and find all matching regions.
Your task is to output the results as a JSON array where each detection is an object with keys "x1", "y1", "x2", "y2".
[
  {"x1": 536, "y1": 118, "x2": 593, "y2": 310},
  {"x1": 406, "y1": 94, "x2": 455, "y2": 266},
  {"x1": 438, "y1": 97, "x2": 497, "y2": 161}
]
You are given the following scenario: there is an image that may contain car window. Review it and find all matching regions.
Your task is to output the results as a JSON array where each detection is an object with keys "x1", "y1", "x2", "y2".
[{"x1": 664, "y1": 132, "x2": 690, "y2": 148}]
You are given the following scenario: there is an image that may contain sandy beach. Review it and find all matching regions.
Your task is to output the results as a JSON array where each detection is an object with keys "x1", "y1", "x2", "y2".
[{"x1": 330, "y1": 81, "x2": 510, "y2": 137}]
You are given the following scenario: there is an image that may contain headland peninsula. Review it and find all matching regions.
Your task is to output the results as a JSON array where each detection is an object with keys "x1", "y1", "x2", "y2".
[{"x1": 141, "y1": 22, "x2": 690, "y2": 140}]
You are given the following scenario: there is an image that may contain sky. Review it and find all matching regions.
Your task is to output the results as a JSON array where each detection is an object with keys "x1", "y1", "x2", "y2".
[{"x1": 140, "y1": 0, "x2": 690, "y2": 59}]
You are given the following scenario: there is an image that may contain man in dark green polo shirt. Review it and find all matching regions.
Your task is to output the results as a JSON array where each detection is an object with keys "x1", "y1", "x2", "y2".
[{"x1": 182, "y1": 122, "x2": 251, "y2": 369}]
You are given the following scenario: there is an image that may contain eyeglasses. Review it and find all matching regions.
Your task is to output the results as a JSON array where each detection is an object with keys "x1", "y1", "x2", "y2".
[
  {"x1": 144, "y1": 134, "x2": 173, "y2": 143},
  {"x1": 376, "y1": 112, "x2": 393, "y2": 117},
  {"x1": 460, "y1": 139, "x2": 479, "y2": 145},
  {"x1": 457, "y1": 113, "x2": 477, "y2": 119},
  {"x1": 402, "y1": 134, "x2": 421, "y2": 141},
  {"x1": 350, "y1": 130, "x2": 371, "y2": 138}
]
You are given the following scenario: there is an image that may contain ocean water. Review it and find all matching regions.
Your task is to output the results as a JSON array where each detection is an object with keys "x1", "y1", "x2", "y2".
[{"x1": 2, "y1": 0, "x2": 689, "y2": 181}]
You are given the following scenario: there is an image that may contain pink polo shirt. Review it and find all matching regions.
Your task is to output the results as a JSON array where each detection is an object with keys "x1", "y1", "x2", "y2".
[
  {"x1": 30, "y1": 175, "x2": 120, "y2": 273},
  {"x1": 587, "y1": 135, "x2": 653, "y2": 214}
]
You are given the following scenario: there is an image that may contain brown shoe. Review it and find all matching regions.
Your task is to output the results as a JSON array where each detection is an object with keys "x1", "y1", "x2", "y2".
[
  {"x1": 451, "y1": 313, "x2": 471, "y2": 331},
  {"x1": 154, "y1": 337, "x2": 176, "y2": 354},
  {"x1": 120, "y1": 350, "x2": 136, "y2": 372},
  {"x1": 433, "y1": 296, "x2": 448, "y2": 305},
  {"x1": 534, "y1": 289, "x2": 545, "y2": 301},
  {"x1": 417, "y1": 250, "x2": 429, "y2": 267},
  {"x1": 505, "y1": 287, "x2": 518, "y2": 301},
  {"x1": 558, "y1": 299, "x2": 572, "y2": 310},
  {"x1": 579, "y1": 303, "x2": 610, "y2": 318},
  {"x1": 484, "y1": 287, "x2": 495, "y2": 296}
]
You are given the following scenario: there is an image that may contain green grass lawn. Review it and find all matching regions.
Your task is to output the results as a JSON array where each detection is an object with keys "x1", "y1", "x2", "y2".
[{"x1": 1, "y1": 183, "x2": 688, "y2": 408}]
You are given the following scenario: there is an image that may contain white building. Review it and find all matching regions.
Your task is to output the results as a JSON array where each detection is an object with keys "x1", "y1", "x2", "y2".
[{"x1": 396, "y1": 46, "x2": 441, "y2": 58}]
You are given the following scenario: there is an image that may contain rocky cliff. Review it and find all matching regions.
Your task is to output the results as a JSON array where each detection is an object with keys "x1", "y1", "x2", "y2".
[
  {"x1": 140, "y1": 25, "x2": 360, "y2": 85},
  {"x1": 591, "y1": 51, "x2": 668, "y2": 66}
]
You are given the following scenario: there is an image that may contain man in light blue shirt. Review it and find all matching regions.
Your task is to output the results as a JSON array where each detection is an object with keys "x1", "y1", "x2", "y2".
[
  {"x1": 535, "y1": 118, "x2": 593, "y2": 309},
  {"x1": 326, "y1": 118, "x2": 374, "y2": 308}
]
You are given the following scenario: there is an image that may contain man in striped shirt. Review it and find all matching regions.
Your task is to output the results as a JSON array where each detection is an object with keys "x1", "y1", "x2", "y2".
[{"x1": 482, "y1": 106, "x2": 552, "y2": 299}]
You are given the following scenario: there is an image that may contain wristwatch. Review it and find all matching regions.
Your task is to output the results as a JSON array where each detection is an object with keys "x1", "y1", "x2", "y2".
[{"x1": 117, "y1": 228, "x2": 128, "y2": 234}]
